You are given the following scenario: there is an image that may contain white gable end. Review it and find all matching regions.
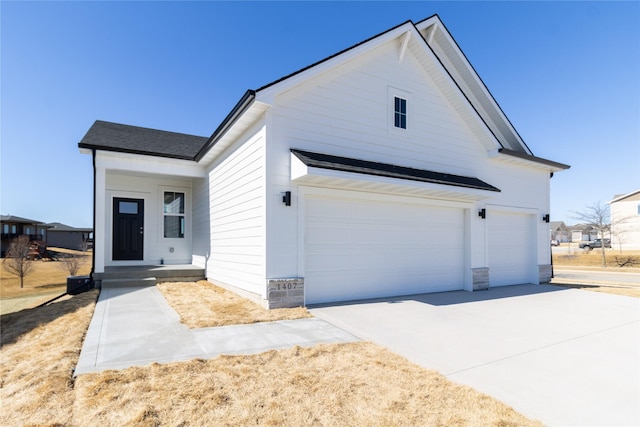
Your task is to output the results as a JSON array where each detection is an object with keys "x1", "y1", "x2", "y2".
[{"x1": 268, "y1": 32, "x2": 493, "y2": 179}]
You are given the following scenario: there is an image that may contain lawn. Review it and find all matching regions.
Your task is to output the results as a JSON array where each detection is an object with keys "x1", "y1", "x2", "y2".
[
  {"x1": 552, "y1": 248, "x2": 640, "y2": 268},
  {"x1": 0, "y1": 248, "x2": 92, "y2": 314},
  {"x1": 157, "y1": 280, "x2": 311, "y2": 327},
  {"x1": 1, "y1": 282, "x2": 542, "y2": 426}
]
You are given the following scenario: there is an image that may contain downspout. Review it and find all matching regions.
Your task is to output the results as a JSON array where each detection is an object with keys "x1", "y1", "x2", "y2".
[{"x1": 90, "y1": 148, "x2": 96, "y2": 282}]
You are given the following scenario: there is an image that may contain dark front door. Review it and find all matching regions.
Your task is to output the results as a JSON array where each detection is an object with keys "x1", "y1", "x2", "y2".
[{"x1": 112, "y1": 198, "x2": 144, "y2": 261}]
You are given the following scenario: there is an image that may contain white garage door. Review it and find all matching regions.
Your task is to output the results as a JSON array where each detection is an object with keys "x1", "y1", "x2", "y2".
[
  {"x1": 304, "y1": 196, "x2": 465, "y2": 304},
  {"x1": 488, "y1": 211, "x2": 535, "y2": 286}
]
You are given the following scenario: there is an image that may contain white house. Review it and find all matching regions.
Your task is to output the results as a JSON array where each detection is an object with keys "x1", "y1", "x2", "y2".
[
  {"x1": 78, "y1": 15, "x2": 569, "y2": 308},
  {"x1": 610, "y1": 189, "x2": 640, "y2": 250}
]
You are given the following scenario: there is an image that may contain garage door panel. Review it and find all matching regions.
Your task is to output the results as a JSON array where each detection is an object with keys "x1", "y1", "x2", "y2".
[
  {"x1": 305, "y1": 196, "x2": 465, "y2": 304},
  {"x1": 488, "y1": 211, "x2": 534, "y2": 286}
]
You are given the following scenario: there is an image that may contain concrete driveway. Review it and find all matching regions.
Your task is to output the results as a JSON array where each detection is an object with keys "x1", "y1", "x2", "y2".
[{"x1": 309, "y1": 284, "x2": 640, "y2": 427}]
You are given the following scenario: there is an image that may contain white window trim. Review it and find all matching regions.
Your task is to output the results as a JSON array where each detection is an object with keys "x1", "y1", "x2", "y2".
[{"x1": 160, "y1": 187, "x2": 190, "y2": 240}]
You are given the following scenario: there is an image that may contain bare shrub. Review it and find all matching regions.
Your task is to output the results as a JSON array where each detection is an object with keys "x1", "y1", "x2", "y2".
[
  {"x1": 58, "y1": 253, "x2": 85, "y2": 276},
  {"x1": 614, "y1": 256, "x2": 639, "y2": 267},
  {"x1": 3, "y1": 236, "x2": 34, "y2": 288}
]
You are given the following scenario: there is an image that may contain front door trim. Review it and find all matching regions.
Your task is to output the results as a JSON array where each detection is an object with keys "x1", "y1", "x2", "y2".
[{"x1": 112, "y1": 197, "x2": 145, "y2": 261}]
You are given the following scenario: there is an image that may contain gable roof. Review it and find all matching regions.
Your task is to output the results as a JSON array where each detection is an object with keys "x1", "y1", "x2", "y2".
[
  {"x1": 549, "y1": 221, "x2": 567, "y2": 231},
  {"x1": 78, "y1": 120, "x2": 208, "y2": 160},
  {"x1": 609, "y1": 189, "x2": 640, "y2": 204},
  {"x1": 291, "y1": 149, "x2": 500, "y2": 192},
  {"x1": 78, "y1": 15, "x2": 569, "y2": 173}
]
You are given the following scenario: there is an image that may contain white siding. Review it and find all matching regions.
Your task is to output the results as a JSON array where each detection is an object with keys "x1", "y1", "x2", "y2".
[
  {"x1": 207, "y1": 126, "x2": 266, "y2": 297},
  {"x1": 611, "y1": 195, "x2": 640, "y2": 250},
  {"x1": 192, "y1": 176, "x2": 210, "y2": 268}
]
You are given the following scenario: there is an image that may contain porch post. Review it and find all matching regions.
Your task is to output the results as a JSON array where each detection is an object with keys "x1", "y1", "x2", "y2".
[{"x1": 94, "y1": 165, "x2": 106, "y2": 274}]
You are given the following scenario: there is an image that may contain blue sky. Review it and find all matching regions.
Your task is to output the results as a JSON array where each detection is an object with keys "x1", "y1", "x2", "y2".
[{"x1": 2, "y1": 1, "x2": 638, "y2": 228}]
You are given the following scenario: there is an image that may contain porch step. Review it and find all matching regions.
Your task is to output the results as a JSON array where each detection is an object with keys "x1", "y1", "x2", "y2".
[
  {"x1": 101, "y1": 278, "x2": 157, "y2": 288},
  {"x1": 95, "y1": 265, "x2": 205, "y2": 283}
]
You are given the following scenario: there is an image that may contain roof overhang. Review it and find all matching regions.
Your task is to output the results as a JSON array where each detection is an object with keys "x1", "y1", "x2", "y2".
[
  {"x1": 491, "y1": 148, "x2": 570, "y2": 172},
  {"x1": 291, "y1": 149, "x2": 499, "y2": 202}
]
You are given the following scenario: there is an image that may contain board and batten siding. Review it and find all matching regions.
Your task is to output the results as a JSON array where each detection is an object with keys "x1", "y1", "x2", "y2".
[{"x1": 207, "y1": 126, "x2": 267, "y2": 297}]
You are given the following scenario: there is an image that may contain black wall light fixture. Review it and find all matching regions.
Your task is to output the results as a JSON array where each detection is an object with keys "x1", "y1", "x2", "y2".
[
  {"x1": 542, "y1": 214, "x2": 550, "y2": 223},
  {"x1": 478, "y1": 208, "x2": 486, "y2": 219},
  {"x1": 282, "y1": 191, "x2": 291, "y2": 206}
]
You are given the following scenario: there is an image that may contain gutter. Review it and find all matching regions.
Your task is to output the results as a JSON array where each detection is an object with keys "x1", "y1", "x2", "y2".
[{"x1": 194, "y1": 90, "x2": 257, "y2": 162}]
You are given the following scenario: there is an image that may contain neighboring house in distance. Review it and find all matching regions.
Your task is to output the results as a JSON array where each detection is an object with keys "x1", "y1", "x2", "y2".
[
  {"x1": 0, "y1": 215, "x2": 49, "y2": 257},
  {"x1": 568, "y1": 224, "x2": 600, "y2": 243},
  {"x1": 549, "y1": 221, "x2": 569, "y2": 243},
  {"x1": 46, "y1": 222, "x2": 94, "y2": 251},
  {"x1": 78, "y1": 15, "x2": 570, "y2": 308},
  {"x1": 610, "y1": 189, "x2": 640, "y2": 250}
]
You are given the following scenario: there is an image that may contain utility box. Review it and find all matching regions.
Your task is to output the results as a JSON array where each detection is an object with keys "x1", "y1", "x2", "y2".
[{"x1": 67, "y1": 275, "x2": 93, "y2": 295}]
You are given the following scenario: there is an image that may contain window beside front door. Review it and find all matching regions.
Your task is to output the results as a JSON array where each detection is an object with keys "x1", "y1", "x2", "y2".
[{"x1": 163, "y1": 192, "x2": 185, "y2": 238}]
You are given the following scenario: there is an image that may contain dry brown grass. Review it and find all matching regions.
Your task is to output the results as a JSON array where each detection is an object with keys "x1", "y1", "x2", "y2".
[
  {"x1": 552, "y1": 249, "x2": 640, "y2": 268},
  {"x1": 1, "y1": 249, "x2": 91, "y2": 299},
  {"x1": 73, "y1": 342, "x2": 540, "y2": 427},
  {"x1": 157, "y1": 280, "x2": 312, "y2": 328},
  {"x1": 0, "y1": 290, "x2": 98, "y2": 426}
]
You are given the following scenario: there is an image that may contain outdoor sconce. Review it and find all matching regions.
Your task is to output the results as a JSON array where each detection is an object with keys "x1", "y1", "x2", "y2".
[
  {"x1": 478, "y1": 208, "x2": 486, "y2": 219},
  {"x1": 282, "y1": 191, "x2": 291, "y2": 206},
  {"x1": 542, "y1": 214, "x2": 550, "y2": 223}
]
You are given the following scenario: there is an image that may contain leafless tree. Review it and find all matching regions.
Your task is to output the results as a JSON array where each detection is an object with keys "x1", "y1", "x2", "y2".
[
  {"x1": 572, "y1": 202, "x2": 610, "y2": 267},
  {"x1": 3, "y1": 236, "x2": 35, "y2": 288}
]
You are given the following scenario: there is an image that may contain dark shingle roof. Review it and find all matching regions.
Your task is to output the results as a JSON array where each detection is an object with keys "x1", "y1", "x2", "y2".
[
  {"x1": 78, "y1": 120, "x2": 208, "y2": 160},
  {"x1": 291, "y1": 149, "x2": 500, "y2": 192},
  {"x1": 46, "y1": 222, "x2": 93, "y2": 232},
  {"x1": 1, "y1": 215, "x2": 44, "y2": 224}
]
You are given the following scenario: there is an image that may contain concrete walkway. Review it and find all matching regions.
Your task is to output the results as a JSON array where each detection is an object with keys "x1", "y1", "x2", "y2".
[{"x1": 75, "y1": 286, "x2": 359, "y2": 376}]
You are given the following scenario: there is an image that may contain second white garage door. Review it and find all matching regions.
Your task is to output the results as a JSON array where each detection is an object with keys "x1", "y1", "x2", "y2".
[
  {"x1": 304, "y1": 196, "x2": 465, "y2": 304},
  {"x1": 488, "y1": 211, "x2": 535, "y2": 286}
]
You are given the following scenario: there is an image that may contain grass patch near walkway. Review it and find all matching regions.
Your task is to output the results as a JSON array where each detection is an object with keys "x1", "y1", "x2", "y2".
[
  {"x1": 1, "y1": 282, "x2": 541, "y2": 426},
  {"x1": 157, "y1": 280, "x2": 312, "y2": 328},
  {"x1": 0, "y1": 290, "x2": 98, "y2": 426},
  {"x1": 74, "y1": 342, "x2": 540, "y2": 427}
]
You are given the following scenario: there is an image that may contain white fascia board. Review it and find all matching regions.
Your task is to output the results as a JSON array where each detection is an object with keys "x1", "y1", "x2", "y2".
[
  {"x1": 257, "y1": 22, "x2": 416, "y2": 104},
  {"x1": 95, "y1": 151, "x2": 206, "y2": 178},
  {"x1": 487, "y1": 149, "x2": 566, "y2": 173},
  {"x1": 196, "y1": 101, "x2": 270, "y2": 167},
  {"x1": 417, "y1": 16, "x2": 532, "y2": 155},
  {"x1": 292, "y1": 162, "x2": 493, "y2": 203},
  {"x1": 79, "y1": 147, "x2": 93, "y2": 155}
]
